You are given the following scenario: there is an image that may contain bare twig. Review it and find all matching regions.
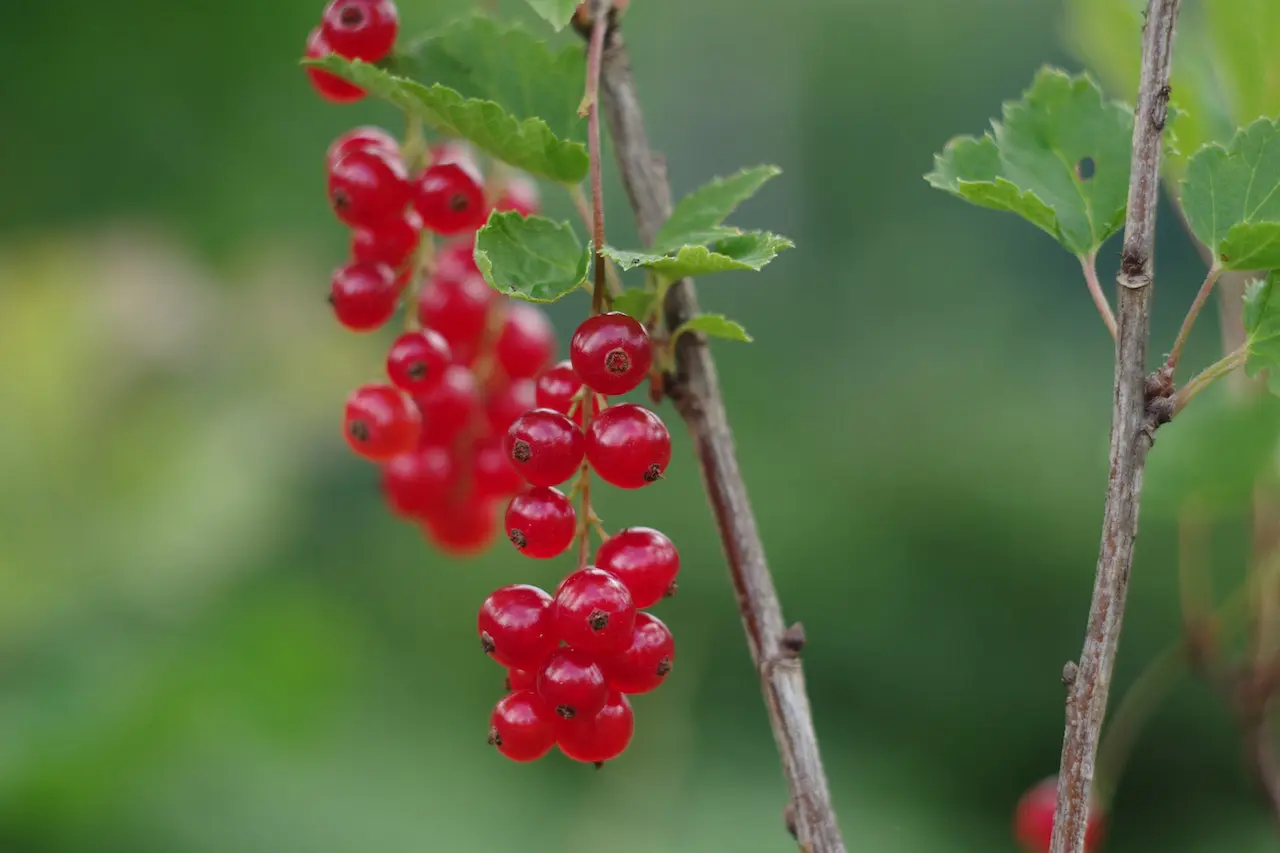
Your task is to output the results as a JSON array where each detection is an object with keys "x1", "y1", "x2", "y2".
[
  {"x1": 1050, "y1": 3, "x2": 1182, "y2": 852},
  {"x1": 580, "y1": 2, "x2": 610, "y2": 315},
  {"x1": 586, "y1": 11, "x2": 845, "y2": 852}
]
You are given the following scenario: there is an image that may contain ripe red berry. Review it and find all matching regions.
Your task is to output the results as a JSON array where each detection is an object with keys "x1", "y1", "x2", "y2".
[
  {"x1": 594, "y1": 527, "x2": 680, "y2": 608},
  {"x1": 352, "y1": 207, "x2": 422, "y2": 269},
  {"x1": 495, "y1": 173, "x2": 540, "y2": 218},
  {"x1": 327, "y1": 126, "x2": 398, "y2": 169},
  {"x1": 380, "y1": 444, "x2": 457, "y2": 518},
  {"x1": 304, "y1": 28, "x2": 365, "y2": 103},
  {"x1": 505, "y1": 667, "x2": 537, "y2": 692},
  {"x1": 496, "y1": 303, "x2": 556, "y2": 380},
  {"x1": 320, "y1": 0, "x2": 399, "y2": 62},
  {"x1": 485, "y1": 378, "x2": 537, "y2": 433},
  {"x1": 417, "y1": 273, "x2": 496, "y2": 351},
  {"x1": 434, "y1": 239, "x2": 480, "y2": 283},
  {"x1": 1013, "y1": 776, "x2": 1105, "y2": 853},
  {"x1": 586, "y1": 403, "x2": 672, "y2": 489},
  {"x1": 537, "y1": 648, "x2": 608, "y2": 721},
  {"x1": 430, "y1": 141, "x2": 484, "y2": 184},
  {"x1": 472, "y1": 434, "x2": 526, "y2": 500},
  {"x1": 570, "y1": 312, "x2": 653, "y2": 396},
  {"x1": 535, "y1": 360, "x2": 602, "y2": 428},
  {"x1": 505, "y1": 487, "x2": 576, "y2": 559},
  {"x1": 488, "y1": 690, "x2": 556, "y2": 762},
  {"x1": 329, "y1": 261, "x2": 399, "y2": 331},
  {"x1": 386, "y1": 329, "x2": 453, "y2": 393},
  {"x1": 505, "y1": 408, "x2": 586, "y2": 487},
  {"x1": 328, "y1": 147, "x2": 411, "y2": 228},
  {"x1": 421, "y1": 495, "x2": 497, "y2": 556},
  {"x1": 343, "y1": 384, "x2": 421, "y2": 461},
  {"x1": 412, "y1": 364, "x2": 480, "y2": 444},
  {"x1": 556, "y1": 690, "x2": 634, "y2": 764},
  {"x1": 553, "y1": 567, "x2": 636, "y2": 655},
  {"x1": 477, "y1": 584, "x2": 558, "y2": 670},
  {"x1": 413, "y1": 163, "x2": 489, "y2": 236},
  {"x1": 602, "y1": 611, "x2": 674, "y2": 694}
]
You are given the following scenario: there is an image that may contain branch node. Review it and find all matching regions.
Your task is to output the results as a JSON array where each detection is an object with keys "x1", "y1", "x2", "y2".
[
  {"x1": 783, "y1": 801, "x2": 798, "y2": 839},
  {"x1": 781, "y1": 622, "x2": 807, "y2": 657},
  {"x1": 1062, "y1": 661, "x2": 1079, "y2": 690}
]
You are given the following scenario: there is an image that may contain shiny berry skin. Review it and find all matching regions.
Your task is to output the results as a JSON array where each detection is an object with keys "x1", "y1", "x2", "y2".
[
  {"x1": 329, "y1": 261, "x2": 399, "y2": 331},
  {"x1": 380, "y1": 445, "x2": 456, "y2": 518},
  {"x1": 537, "y1": 648, "x2": 607, "y2": 721},
  {"x1": 320, "y1": 0, "x2": 398, "y2": 62},
  {"x1": 417, "y1": 273, "x2": 496, "y2": 351},
  {"x1": 421, "y1": 495, "x2": 497, "y2": 556},
  {"x1": 586, "y1": 403, "x2": 672, "y2": 489},
  {"x1": 430, "y1": 141, "x2": 484, "y2": 184},
  {"x1": 352, "y1": 207, "x2": 422, "y2": 269},
  {"x1": 505, "y1": 667, "x2": 537, "y2": 692},
  {"x1": 553, "y1": 567, "x2": 636, "y2": 655},
  {"x1": 556, "y1": 690, "x2": 634, "y2": 764},
  {"x1": 1013, "y1": 776, "x2": 1105, "y2": 853},
  {"x1": 488, "y1": 690, "x2": 555, "y2": 762},
  {"x1": 485, "y1": 378, "x2": 537, "y2": 433},
  {"x1": 413, "y1": 163, "x2": 488, "y2": 235},
  {"x1": 472, "y1": 434, "x2": 526, "y2": 501},
  {"x1": 602, "y1": 612, "x2": 674, "y2": 694},
  {"x1": 594, "y1": 527, "x2": 680, "y2": 608},
  {"x1": 535, "y1": 360, "x2": 602, "y2": 427},
  {"x1": 386, "y1": 329, "x2": 452, "y2": 393},
  {"x1": 412, "y1": 364, "x2": 480, "y2": 444},
  {"x1": 496, "y1": 303, "x2": 556, "y2": 379},
  {"x1": 304, "y1": 28, "x2": 365, "y2": 103},
  {"x1": 327, "y1": 126, "x2": 398, "y2": 169},
  {"x1": 477, "y1": 584, "x2": 558, "y2": 670},
  {"x1": 570, "y1": 312, "x2": 653, "y2": 395},
  {"x1": 495, "y1": 173, "x2": 540, "y2": 217},
  {"x1": 343, "y1": 384, "x2": 421, "y2": 461},
  {"x1": 505, "y1": 487, "x2": 576, "y2": 559},
  {"x1": 328, "y1": 147, "x2": 411, "y2": 228},
  {"x1": 505, "y1": 408, "x2": 586, "y2": 487}
]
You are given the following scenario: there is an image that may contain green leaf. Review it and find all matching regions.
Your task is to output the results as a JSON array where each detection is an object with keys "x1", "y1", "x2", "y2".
[
  {"x1": 654, "y1": 166, "x2": 782, "y2": 251},
  {"x1": 673, "y1": 314, "x2": 753, "y2": 343},
  {"x1": 1245, "y1": 273, "x2": 1280, "y2": 386},
  {"x1": 611, "y1": 288, "x2": 656, "y2": 321},
  {"x1": 398, "y1": 16, "x2": 585, "y2": 143},
  {"x1": 602, "y1": 231, "x2": 793, "y2": 279},
  {"x1": 1181, "y1": 118, "x2": 1280, "y2": 271},
  {"x1": 304, "y1": 56, "x2": 588, "y2": 183},
  {"x1": 525, "y1": 0, "x2": 579, "y2": 30},
  {"x1": 925, "y1": 67, "x2": 1134, "y2": 256},
  {"x1": 473, "y1": 212, "x2": 591, "y2": 302}
]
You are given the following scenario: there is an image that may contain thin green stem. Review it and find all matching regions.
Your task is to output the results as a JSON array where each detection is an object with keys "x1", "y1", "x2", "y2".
[
  {"x1": 1167, "y1": 264, "x2": 1223, "y2": 376},
  {"x1": 581, "y1": 3, "x2": 611, "y2": 316},
  {"x1": 1174, "y1": 344, "x2": 1249, "y2": 414},
  {"x1": 1079, "y1": 252, "x2": 1117, "y2": 340},
  {"x1": 568, "y1": 184, "x2": 622, "y2": 300}
]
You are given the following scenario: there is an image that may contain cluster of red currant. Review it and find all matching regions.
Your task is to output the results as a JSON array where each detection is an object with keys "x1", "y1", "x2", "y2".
[{"x1": 303, "y1": 0, "x2": 398, "y2": 104}]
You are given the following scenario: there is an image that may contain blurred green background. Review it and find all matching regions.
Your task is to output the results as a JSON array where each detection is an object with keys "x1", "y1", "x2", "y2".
[{"x1": 2, "y1": 0, "x2": 1278, "y2": 850}]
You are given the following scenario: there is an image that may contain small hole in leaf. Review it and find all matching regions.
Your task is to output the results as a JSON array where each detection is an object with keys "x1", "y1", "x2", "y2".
[{"x1": 1076, "y1": 157, "x2": 1096, "y2": 181}]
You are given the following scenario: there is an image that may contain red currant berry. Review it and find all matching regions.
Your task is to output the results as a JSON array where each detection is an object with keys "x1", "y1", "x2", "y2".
[
  {"x1": 505, "y1": 408, "x2": 586, "y2": 487},
  {"x1": 386, "y1": 329, "x2": 452, "y2": 393},
  {"x1": 327, "y1": 126, "x2": 398, "y2": 169},
  {"x1": 472, "y1": 434, "x2": 526, "y2": 500},
  {"x1": 535, "y1": 360, "x2": 602, "y2": 428},
  {"x1": 478, "y1": 584, "x2": 558, "y2": 670},
  {"x1": 488, "y1": 690, "x2": 555, "y2": 762},
  {"x1": 413, "y1": 163, "x2": 488, "y2": 236},
  {"x1": 537, "y1": 648, "x2": 607, "y2": 721},
  {"x1": 495, "y1": 173, "x2": 540, "y2": 218},
  {"x1": 421, "y1": 495, "x2": 497, "y2": 556},
  {"x1": 594, "y1": 526, "x2": 680, "y2": 609},
  {"x1": 485, "y1": 378, "x2": 537, "y2": 433},
  {"x1": 304, "y1": 28, "x2": 365, "y2": 103},
  {"x1": 434, "y1": 239, "x2": 480, "y2": 283},
  {"x1": 328, "y1": 147, "x2": 410, "y2": 228},
  {"x1": 320, "y1": 0, "x2": 398, "y2": 62},
  {"x1": 352, "y1": 207, "x2": 422, "y2": 269},
  {"x1": 602, "y1": 611, "x2": 674, "y2": 694},
  {"x1": 343, "y1": 384, "x2": 421, "y2": 461},
  {"x1": 586, "y1": 403, "x2": 672, "y2": 489},
  {"x1": 412, "y1": 364, "x2": 480, "y2": 444},
  {"x1": 505, "y1": 487, "x2": 576, "y2": 559},
  {"x1": 556, "y1": 690, "x2": 634, "y2": 764},
  {"x1": 1013, "y1": 776, "x2": 1105, "y2": 853},
  {"x1": 430, "y1": 141, "x2": 483, "y2": 184},
  {"x1": 569, "y1": 312, "x2": 653, "y2": 396},
  {"x1": 329, "y1": 261, "x2": 398, "y2": 331},
  {"x1": 505, "y1": 667, "x2": 537, "y2": 692},
  {"x1": 496, "y1": 303, "x2": 556, "y2": 380},
  {"x1": 553, "y1": 567, "x2": 636, "y2": 655},
  {"x1": 380, "y1": 444, "x2": 456, "y2": 518},
  {"x1": 417, "y1": 273, "x2": 496, "y2": 351}
]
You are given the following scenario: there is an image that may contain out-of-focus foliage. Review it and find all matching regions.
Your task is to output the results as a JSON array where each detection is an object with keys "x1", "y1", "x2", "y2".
[{"x1": 0, "y1": 0, "x2": 1277, "y2": 851}]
